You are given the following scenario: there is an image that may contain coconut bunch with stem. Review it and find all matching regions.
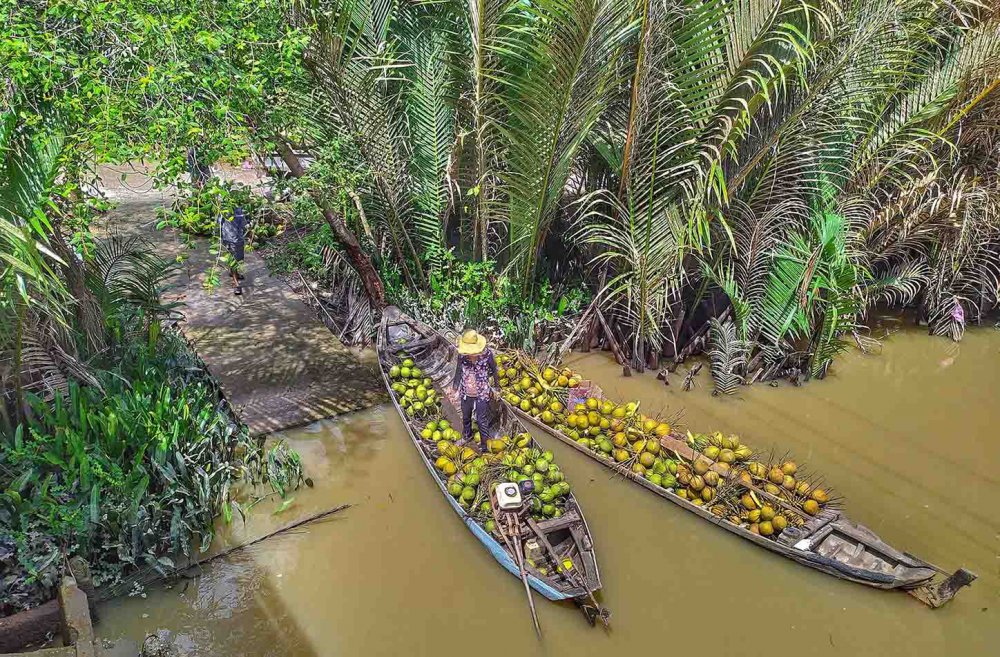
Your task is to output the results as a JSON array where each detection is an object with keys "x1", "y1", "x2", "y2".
[
  {"x1": 744, "y1": 449, "x2": 839, "y2": 520},
  {"x1": 709, "y1": 472, "x2": 748, "y2": 522}
]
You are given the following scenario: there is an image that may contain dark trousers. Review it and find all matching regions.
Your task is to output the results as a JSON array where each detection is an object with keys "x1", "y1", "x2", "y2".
[{"x1": 461, "y1": 396, "x2": 492, "y2": 448}]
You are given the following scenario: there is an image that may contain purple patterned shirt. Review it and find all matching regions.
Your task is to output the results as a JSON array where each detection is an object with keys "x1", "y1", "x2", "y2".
[{"x1": 453, "y1": 350, "x2": 499, "y2": 400}]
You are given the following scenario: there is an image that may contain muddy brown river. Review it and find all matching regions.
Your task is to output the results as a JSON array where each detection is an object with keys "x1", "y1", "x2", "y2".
[{"x1": 100, "y1": 322, "x2": 998, "y2": 656}]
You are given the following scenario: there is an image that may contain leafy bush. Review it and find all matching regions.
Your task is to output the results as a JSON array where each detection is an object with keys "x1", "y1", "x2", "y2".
[
  {"x1": 0, "y1": 325, "x2": 300, "y2": 614},
  {"x1": 264, "y1": 222, "x2": 341, "y2": 281},
  {"x1": 156, "y1": 178, "x2": 283, "y2": 245},
  {"x1": 387, "y1": 252, "x2": 589, "y2": 351}
]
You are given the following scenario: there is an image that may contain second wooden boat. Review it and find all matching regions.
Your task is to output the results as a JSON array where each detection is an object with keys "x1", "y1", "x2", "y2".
[{"x1": 499, "y1": 356, "x2": 975, "y2": 608}]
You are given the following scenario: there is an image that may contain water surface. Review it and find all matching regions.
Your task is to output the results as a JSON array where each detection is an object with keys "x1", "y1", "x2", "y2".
[{"x1": 99, "y1": 324, "x2": 999, "y2": 656}]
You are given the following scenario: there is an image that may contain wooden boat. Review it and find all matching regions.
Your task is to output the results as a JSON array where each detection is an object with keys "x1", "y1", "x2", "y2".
[
  {"x1": 503, "y1": 376, "x2": 975, "y2": 608},
  {"x1": 377, "y1": 307, "x2": 606, "y2": 620}
]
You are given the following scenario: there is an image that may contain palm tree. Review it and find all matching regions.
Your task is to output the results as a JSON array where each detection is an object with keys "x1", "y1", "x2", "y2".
[
  {"x1": 281, "y1": 0, "x2": 999, "y2": 376},
  {"x1": 0, "y1": 109, "x2": 72, "y2": 423}
]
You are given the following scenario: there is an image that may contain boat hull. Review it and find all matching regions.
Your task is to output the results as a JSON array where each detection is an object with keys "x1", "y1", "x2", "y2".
[
  {"x1": 505, "y1": 395, "x2": 974, "y2": 606},
  {"x1": 377, "y1": 309, "x2": 602, "y2": 603}
]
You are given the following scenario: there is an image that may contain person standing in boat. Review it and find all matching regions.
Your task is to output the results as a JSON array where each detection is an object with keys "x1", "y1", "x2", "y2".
[{"x1": 452, "y1": 329, "x2": 499, "y2": 451}]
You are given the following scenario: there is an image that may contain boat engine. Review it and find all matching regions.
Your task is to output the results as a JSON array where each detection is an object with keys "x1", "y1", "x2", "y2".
[{"x1": 495, "y1": 482, "x2": 523, "y2": 510}]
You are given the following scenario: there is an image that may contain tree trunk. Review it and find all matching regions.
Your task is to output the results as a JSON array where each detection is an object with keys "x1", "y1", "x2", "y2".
[{"x1": 272, "y1": 139, "x2": 386, "y2": 307}]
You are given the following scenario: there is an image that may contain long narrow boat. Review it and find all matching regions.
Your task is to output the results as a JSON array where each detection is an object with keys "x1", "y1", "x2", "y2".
[
  {"x1": 501, "y1": 360, "x2": 975, "y2": 608},
  {"x1": 377, "y1": 307, "x2": 606, "y2": 620}
]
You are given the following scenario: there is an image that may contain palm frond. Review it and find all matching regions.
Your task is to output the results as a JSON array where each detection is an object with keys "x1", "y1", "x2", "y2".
[
  {"x1": 295, "y1": 0, "x2": 428, "y2": 284},
  {"x1": 500, "y1": 0, "x2": 637, "y2": 287},
  {"x1": 708, "y1": 317, "x2": 748, "y2": 395},
  {"x1": 86, "y1": 234, "x2": 179, "y2": 318},
  {"x1": 398, "y1": 1, "x2": 460, "y2": 269}
]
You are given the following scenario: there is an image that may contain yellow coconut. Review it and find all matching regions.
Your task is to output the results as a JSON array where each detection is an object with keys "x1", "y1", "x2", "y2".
[
  {"x1": 780, "y1": 461, "x2": 798, "y2": 476},
  {"x1": 810, "y1": 488, "x2": 829, "y2": 504},
  {"x1": 782, "y1": 475, "x2": 797, "y2": 491},
  {"x1": 803, "y1": 499, "x2": 820, "y2": 516},
  {"x1": 719, "y1": 449, "x2": 736, "y2": 464},
  {"x1": 773, "y1": 515, "x2": 788, "y2": 531},
  {"x1": 760, "y1": 505, "x2": 775, "y2": 521},
  {"x1": 703, "y1": 471, "x2": 720, "y2": 487},
  {"x1": 693, "y1": 457, "x2": 712, "y2": 475},
  {"x1": 768, "y1": 467, "x2": 785, "y2": 484},
  {"x1": 758, "y1": 521, "x2": 774, "y2": 536}
]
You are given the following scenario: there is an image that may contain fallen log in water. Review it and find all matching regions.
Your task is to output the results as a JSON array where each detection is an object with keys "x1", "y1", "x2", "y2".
[{"x1": 96, "y1": 503, "x2": 352, "y2": 602}]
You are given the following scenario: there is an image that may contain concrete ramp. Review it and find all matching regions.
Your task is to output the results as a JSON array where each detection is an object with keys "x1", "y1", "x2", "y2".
[{"x1": 98, "y1": 165, "x2": 385, "y2": 435}]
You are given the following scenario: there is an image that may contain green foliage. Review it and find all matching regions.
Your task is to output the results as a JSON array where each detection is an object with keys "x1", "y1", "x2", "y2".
[
  {"x1": 388, "y1": 251, "x2": 588, "y2": 351},
  {"x1": 0, "y1": 323, "x2": 301, "y2": 614},
  {"x1": 265, "y1": 222, "x2": 341, "y2": 280},
  {"x1": 156, "y1": 179, "x2": 282, "y2": 244},
  {"x1": 7, "y1": 0, "x2": 1000, "y2": 385}
]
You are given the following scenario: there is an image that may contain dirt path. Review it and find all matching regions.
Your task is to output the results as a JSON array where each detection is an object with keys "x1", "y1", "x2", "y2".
[{"x1": 96, "y1": 163, "x2": 385, "y2": 435}]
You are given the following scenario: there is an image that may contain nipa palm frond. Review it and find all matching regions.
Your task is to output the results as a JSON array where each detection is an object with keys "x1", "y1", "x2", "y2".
[
  {"x1": 499, "y1": 0, "x2": 637, "y2": 288},
  {"x1": 708, "y1": 317, "x2": 748, "y2": 395},
  {"x1": 86, "y1": 234, "x2": 179, "y2": 318},
  {"x1": 575, "y1": 188, "x2": 687, "y2": 364},
  {"x1": 398, "y1": 1, "x2": 461, "y2": 270}
]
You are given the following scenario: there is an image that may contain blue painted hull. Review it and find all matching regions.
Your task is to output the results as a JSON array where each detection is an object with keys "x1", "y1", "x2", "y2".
[{"x1": 377, "y1": 324, "x2": 578, "y2": 602}]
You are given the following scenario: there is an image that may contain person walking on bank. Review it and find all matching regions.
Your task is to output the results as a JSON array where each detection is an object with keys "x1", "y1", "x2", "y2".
[
  {"x1": 452, "y1": 329, "x2": 499, "y2": 451},
  {"x1": 220, "y1": 206, "x2": 246, "y2": 295}
]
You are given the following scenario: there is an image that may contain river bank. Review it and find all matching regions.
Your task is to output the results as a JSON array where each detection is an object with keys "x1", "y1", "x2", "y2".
[{"x1": 94, "y1": 321, "x2": 998, "y2": 656}]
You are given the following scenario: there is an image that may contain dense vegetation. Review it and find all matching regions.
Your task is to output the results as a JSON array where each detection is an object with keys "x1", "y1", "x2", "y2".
[
  {"x1": 7, "y1": 1, "x2": 993, "y2": 383},
  {"x1": 1, "y1": 1, "x2": 303, "y2": 611},
  {"x1": 273, "y1": 0, "x2": 999, "y2": 385},
  {"x1": 0, "y1": 125, "x2": 299, "y2": 610}
]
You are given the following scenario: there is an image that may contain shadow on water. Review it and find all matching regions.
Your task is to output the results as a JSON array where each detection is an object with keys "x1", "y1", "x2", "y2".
[{"x1": 99, "y1": 326, "x2": 1000, "y2": 656}]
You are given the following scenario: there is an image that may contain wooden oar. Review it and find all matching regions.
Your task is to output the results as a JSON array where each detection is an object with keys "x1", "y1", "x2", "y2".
[
  {"x1": 508, "y1": 512, "x2": 543, "y2": 638},
  {"x1": 490, "y1": 491, "x2": 542, "y2": 639}
]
